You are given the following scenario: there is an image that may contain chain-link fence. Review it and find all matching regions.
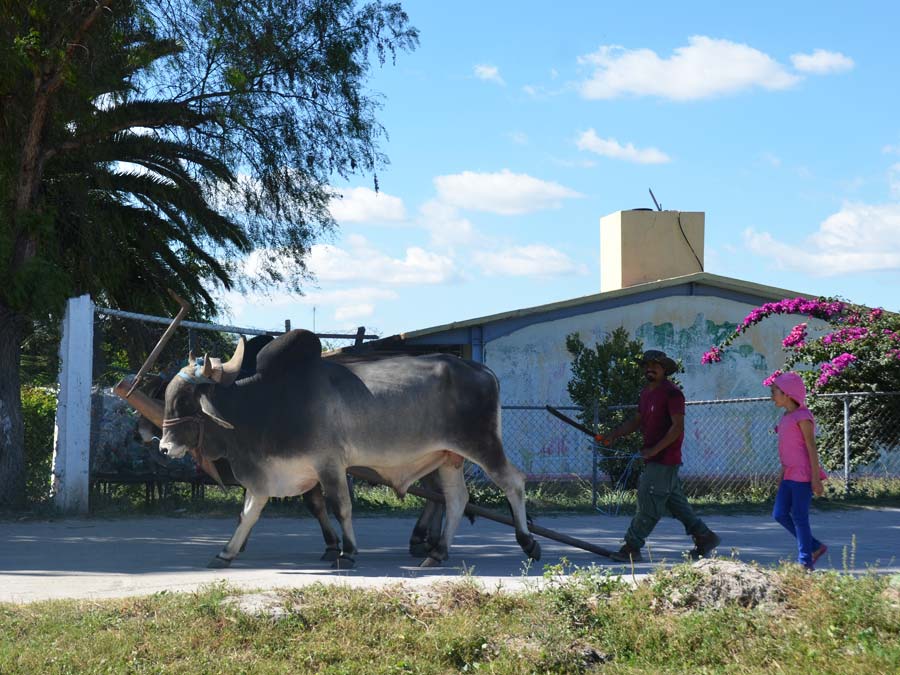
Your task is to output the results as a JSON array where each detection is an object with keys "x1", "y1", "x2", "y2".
[
  {"x1": 493, "y1": 394, "x2": 900, "y2": 507},
  {"x1": 34, "y1": 296, "x2": 900, "y2": 511}
]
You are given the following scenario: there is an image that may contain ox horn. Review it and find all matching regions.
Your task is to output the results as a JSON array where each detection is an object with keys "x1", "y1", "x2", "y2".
[
  {"x1": 201, "y1": 353, "x2": 213, "y2": 379},
  {"x1": 126, "y1": 291, "x2": 191, "y2": 398},
  {"x1": 218, "y1": 337, "x2": 245, "y2": 386}
]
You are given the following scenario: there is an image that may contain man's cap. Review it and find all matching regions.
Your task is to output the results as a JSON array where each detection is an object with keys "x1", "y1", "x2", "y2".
[{"x1": 640, "y1": 350, "x2": 678, "y2": 375}]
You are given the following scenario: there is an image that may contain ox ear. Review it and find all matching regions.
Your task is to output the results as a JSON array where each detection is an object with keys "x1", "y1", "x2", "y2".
[
  {"x1": 219, "y1": 336, "x2": 245, "y2": 387},
  {"x1": 200, "y1": 395, "x2": 234, "y2": 429}
]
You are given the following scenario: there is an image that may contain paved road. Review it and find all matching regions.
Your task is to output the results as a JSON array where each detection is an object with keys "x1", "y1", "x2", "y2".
[{"x1": 2, "y1": 507, "x2": 898, "y2": 603}]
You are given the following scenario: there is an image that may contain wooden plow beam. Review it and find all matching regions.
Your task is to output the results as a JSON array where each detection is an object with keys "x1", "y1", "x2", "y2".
[{"x1": 348, "y1": 466, "x2": 614, "y2": 558}]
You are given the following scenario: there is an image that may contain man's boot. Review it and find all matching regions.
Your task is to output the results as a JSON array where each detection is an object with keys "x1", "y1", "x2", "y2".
[
  {"x1": 688, "y1": 531, "x2": 721, "y2": 560},
  {"x1": 609, "y1": 542, "x2": 643, "y2": 563}
]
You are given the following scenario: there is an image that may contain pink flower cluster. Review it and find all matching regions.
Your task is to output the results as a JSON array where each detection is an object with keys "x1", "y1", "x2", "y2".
[
  {"x1": 782, "y1": 323, "x2": 808, "y2": 349},
  {"x1": 738, "y1": 297, "x2": 845, "y2": 333},
  {"x1": 822, "y1": 327, "x2": 869, "y2": 345},
  {"x1": 817, "y1": 352, "x2": 857, "y2": 387},
  {"x1": 701, "y1": 346, "x2": 722, "y2": 364},
  {"x1": 762, "y1": 370, "x2": 783, "y2": 387}
]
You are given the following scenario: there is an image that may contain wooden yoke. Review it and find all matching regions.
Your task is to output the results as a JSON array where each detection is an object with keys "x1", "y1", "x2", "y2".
[{"x1": 114, "y1": 378, "x2": 163, "y2": 427}]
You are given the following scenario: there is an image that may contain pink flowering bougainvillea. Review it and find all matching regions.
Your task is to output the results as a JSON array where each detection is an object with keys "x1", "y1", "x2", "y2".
[
  {"x1": 782, "y1": 323, "x2": 808, "y2": 349},
  {"x1": 702, "y1": 296, "x2": 900, "y2": 469}
]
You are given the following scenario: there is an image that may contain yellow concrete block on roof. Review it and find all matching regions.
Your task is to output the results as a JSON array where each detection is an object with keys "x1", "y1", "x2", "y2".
[{"x1": 600, "y1": 210, "x2": 705, "y2": 292}]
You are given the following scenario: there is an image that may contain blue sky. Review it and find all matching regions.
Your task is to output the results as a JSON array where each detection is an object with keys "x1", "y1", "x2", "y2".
[{"x1": 223, "y1": 1, "x2": 900, "y2": 341}]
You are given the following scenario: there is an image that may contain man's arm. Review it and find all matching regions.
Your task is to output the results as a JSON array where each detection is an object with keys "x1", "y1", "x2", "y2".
[
  {"x1": 605, "y1": 413, "x2": 641, "y2": 444},
  {"x1": 641, "y1": 413, "x2": 685, "y2": 459}
]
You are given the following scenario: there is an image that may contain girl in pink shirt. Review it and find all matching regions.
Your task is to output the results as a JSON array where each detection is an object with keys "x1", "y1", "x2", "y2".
[{"x1": 770, "y1": 372, "x2": 828, "y2": 570}]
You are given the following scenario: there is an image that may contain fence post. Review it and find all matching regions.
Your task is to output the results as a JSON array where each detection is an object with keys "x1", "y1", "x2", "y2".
[
  {"x1": 51, "y1": 295, "x2": 94, "y2": 514},
  {"x1": 591, "y1": 400, "x2": 599, "y2": 508},
  {"x1": 842, "y1": 396, "x2": 851, "y2": 495}
]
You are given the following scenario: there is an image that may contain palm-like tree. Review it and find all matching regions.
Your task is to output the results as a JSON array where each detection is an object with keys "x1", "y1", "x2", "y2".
[{"x1": 0, "y1": 0, "x2": 418, "y2": 506}]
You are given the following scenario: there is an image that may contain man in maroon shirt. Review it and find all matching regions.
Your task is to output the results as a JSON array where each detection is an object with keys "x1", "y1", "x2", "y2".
[{"x1": 605, "y1": 350, "x2": 720, "y2": 563}]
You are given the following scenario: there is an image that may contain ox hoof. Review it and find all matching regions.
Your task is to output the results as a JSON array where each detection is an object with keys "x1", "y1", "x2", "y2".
[
  {"x1": 418, "y1": 556, "x2": 444, "y2": 568},
  {"x1": 527, "y1": 540, "x2": 542, "y2": 562},
  {"x1": 207, "y1": 555, "x2": 233, "y2": 569},
  {"x1": 321, "y1": 547, "x2": 341, "y2": 562},
  {"x1": 332, "y1": 555, "x2": 356, "y2": 570}
]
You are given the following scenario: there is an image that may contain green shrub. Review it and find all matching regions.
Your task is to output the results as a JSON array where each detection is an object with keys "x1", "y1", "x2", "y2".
[{"x1": 22, "y1": 386, "x2": 57, "y2": 504}]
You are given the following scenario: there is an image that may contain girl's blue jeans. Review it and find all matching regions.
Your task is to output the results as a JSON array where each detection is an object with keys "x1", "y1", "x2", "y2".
[{"x1": 773, "y1": 479, "x2": 822, "y2": 567}]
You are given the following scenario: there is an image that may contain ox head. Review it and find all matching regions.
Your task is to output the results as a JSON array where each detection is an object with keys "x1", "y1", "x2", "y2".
[{"x1": 157, "y1": 339, "x2": 245, "y2": 459}]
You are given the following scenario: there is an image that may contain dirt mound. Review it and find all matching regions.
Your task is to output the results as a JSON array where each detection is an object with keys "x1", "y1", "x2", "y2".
[{"x1": 651, "y1": 558, "x2": 784, "y2": 610}]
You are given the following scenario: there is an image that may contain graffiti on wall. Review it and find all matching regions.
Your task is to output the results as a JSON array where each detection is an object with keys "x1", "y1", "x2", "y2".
[{"x1": 484, "y1": 294, "x2": 809, "y2": 478}]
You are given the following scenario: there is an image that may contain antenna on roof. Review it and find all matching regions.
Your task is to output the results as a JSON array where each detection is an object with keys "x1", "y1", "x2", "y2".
[{"x1": 649, "y1": 188, "x2": 663, "y2": 211}]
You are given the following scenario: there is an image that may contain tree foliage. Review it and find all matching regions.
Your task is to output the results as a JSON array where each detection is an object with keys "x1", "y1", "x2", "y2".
[
  {"x1": 703, "y1": 297, "x2": 900, "y2": 470},
  {"x1": 1, "y1": 0, "x2": 418, "y2": 318},
  {"x1": 566, "y1": 328, "x2": 645, "y2": 487},
  {"x1": 0, "y1": 0, "x2": 417, "y2": 507}
]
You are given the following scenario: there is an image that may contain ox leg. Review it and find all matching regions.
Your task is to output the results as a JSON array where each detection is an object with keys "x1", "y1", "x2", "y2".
[
  {"x1": 480, "y1": 452, "x2": 541, "y2": 562},
  {"x1": 208, "y1": 490, "x2": 269, "y2": 568},
  {"x1": 301, "y1": 485, "x2": 342, "y2": 562},
  {"x1": 409, "y1": 499, "x2": 444, "y2": 558},
  {"x1": 419, "y1": 463, "x2": 468, "y2": 568},
  {"x1": 422, "y1": 472, "x2": 446, "y2": 553},
  {"x1": 409, "y1": 472, "x2": 445, "y2": 557},
  {"x1": 320, "y1": 469, "x2": 358, "y2": 569}
]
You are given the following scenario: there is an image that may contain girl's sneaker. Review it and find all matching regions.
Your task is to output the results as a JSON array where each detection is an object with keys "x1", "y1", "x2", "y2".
[{"x1": 812, "y1": 544, "x2": 828, "y2": 566}]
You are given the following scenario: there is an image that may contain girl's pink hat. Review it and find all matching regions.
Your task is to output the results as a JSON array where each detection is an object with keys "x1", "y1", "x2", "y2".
[{"x1": 772, "y1": 371, "x2": 807, "y2": 407}]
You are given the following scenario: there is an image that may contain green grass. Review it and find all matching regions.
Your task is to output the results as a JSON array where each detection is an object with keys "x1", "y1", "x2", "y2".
[
  {"x1": 1, "y1": 565, "x2": 898, "y2": 674},
  {"x1": 6, "y1": 476, "x2": 900, "y2": 523}
]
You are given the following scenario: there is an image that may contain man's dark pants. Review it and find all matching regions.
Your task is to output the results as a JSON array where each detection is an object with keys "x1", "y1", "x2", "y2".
[{"x1": 624, "y1": 462, "x2": 713, "y2": 549}]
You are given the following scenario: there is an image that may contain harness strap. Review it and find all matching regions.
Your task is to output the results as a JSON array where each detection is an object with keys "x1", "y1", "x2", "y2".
[{"x1": 161, "y1": 415, "x2": 205, "y2": 451}]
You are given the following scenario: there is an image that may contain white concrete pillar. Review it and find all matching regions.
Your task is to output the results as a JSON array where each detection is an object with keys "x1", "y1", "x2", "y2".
[{"x1": 51, "y1": 295, "x2": 94, "y2": 513}]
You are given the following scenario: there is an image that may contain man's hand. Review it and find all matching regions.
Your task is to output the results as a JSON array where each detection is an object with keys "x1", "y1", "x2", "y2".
[{"x1": 640, "y1": 447, "x2": 657, "y2": 460}]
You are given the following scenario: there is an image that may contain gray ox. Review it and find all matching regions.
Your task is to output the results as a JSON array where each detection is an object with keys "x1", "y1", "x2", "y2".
[
  {"x1": 123, "y1": 343, "x2": 450, "y2": 562},
  {"x1": 157, "y1": 328, "x2": 541, "y2": 568}
]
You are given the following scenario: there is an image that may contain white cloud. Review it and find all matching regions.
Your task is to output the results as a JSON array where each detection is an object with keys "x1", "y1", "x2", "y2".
[
  {"x1": 883, "y1": 144, "x2": 900, "y2": 155},
  {"x1": 473, "y1": 245, "x2": 587, "y2": 277},
  {"x1": 307, "y1": 238, "x2": 459, "y2": 285},
  {"x1": 576, "y1": 129, "x2": 671, "y2": 164},
  {"x1": 507, "y1": 131, "x2": 529, "y2": 145},
  {"x1": 329, "y1": 186, "x2": 406, "y2": 224},
  {"x1": 418, "y1": 200, "x2": 486, "y2": 248},
  {"x1": 219, "y1": 285, "x2": 397, "y2": 327},
  {"x1": 578, "y1": 36, "x2": 799, "y2": 100},
  {"x1": 890, "y1": 163, "x2": 900, "y2": 199},
  {"x1": 760, "y1": 152, "x2": 782, "y2": 168},
  {"x1": 790, "y1": 49, "x2": 854, "y2": 74},
  {"x1": 334, "y1": 304, "x2": 375, "y2": 321},
  {"x1": 744, "y1": 202, "x2": 900, "y2": 275},
  {"x1": 293, "y1": 287, "x2": 398, "y2": 328},
  {"x1": 433, "y1": 169, "x2": 582, "y2": 215},
  {"x1": 474, "y1": 64, "x2": 505, "y2": 85}
]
